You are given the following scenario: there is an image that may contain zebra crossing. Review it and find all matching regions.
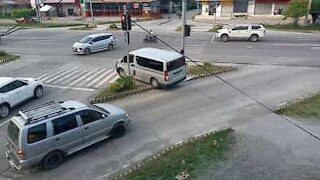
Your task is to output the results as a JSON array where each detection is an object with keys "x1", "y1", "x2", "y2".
[{"x1": 2, "y1": 63, "x2": 119, "y2": 90}]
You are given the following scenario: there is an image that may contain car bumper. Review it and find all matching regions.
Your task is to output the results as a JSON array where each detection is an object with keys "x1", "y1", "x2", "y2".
[
  {"x1": 5, "y1": 151, "x2": 29, "y2": 170},
  {"x1": 72, "y1": 48, "x2": 84, "y2": 54},
  {"x1": 160, "y1": 76, "x2": 186, "y2": 87}
]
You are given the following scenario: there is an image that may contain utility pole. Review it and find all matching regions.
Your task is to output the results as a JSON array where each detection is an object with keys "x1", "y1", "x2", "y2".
[
  {"x1": 305, "y1": 0, "x2": 312, "y2": 24},
  {"x1": 181, "y1": 0, "x2": 186, "y2": 54},
  {"x1": 89, "y1": 0, "x2": 94, "y2": 24},
  {"x1": 35, "y1": 0, "x2": 41, "y2": 23},
  {"x1": 124, "y1": 4, "x2": 130, "y2": 76}
]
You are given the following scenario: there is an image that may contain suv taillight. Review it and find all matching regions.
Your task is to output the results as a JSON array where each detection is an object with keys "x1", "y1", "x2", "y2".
[
  {"x1": 17, "y1": 149, "x2": 25, "y2": 159},
  {"x1": 164, "y1": 71, "x2": 169, "y2": 81}
]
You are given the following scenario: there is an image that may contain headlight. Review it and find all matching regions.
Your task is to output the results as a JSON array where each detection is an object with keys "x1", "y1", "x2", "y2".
[{"x1": 125, "y1": 113, "x2": 129, "y2": 117}]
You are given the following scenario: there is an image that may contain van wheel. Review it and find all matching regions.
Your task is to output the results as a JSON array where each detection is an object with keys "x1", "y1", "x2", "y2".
[
  {"x1": 118, "y1": 68, "x2": 126, "y2": 78},
  {"x1": 110, "y1": 124, "x2": 126, "y2": 138},
  {"x1": 221, "y1": 34, "x2": 229, "y2": 42},
  {"x1": 250, "y1": 34, "x2": 259, "y2": 42},
  {"x1": 34, "y1": 86, "x2": 43, "y2": 98},
  {"x1": 43, "y1": 151, "x2": 64, "y2": 170},
  {"x1": 150, "y1": 78, "x2": 159, "y2": 88},
  {"x1": 0, "y1": 104, "x2": 10, "y2": 118},
  {"x1": 108, "y1": 44, "x2": 114, "y2": 50},
  {"x1": 84, "y1": 48, "x2": 91, "y2": 55}
]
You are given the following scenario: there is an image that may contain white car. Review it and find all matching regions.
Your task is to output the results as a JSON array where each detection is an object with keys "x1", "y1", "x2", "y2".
[
  {"x1": 72, "y1": 33, "x2": 116, "y2": 55},
  {"x1": 0, "y1": 77, "x2": 43, "y2": 118},
  {"x1": 216, "y1": 24, "x2": 266, "y2": 42}
]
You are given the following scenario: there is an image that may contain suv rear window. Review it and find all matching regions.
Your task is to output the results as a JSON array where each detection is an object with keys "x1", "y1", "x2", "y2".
[
  {"x1": 167, "y1": 57, "x2": 186, "y2": 71},
  {"x1": 7, "y1": 121, "x2": 19, "y2": 145}
]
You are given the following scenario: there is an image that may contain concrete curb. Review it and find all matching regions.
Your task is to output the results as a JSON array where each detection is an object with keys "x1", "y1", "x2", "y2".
[
  {"x1": 186, "y1": 67, "x2": 238, "y2": 81},
  {"x1": 275, "y1": 92, "x2": 320, "y2": 111},
  {"x1": 0, "y1": 55, "x2": 19, "y2": 65},
  {"x1": 157, "y1": 18, "x2": 172, "y2": 25},
  {"x1": 108, "y1": 128, "x2": 231, "y2": 180}
]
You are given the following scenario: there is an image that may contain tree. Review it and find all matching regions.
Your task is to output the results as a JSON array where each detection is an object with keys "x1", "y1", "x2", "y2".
[
  {"x1": 12, "y1": 8, "x2": 35, "y2": 18},
  {"x1": 310, "y1": 0, "x2": 320, "y2": 23},
  {"x1": 284, "y1": 0, "x2": 308, "y2": 25}
]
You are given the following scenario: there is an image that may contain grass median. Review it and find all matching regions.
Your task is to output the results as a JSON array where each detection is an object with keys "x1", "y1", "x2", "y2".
[
  {"x1": 0, "y1": 22, "x2": 85, "y2": 28},
  {"x1": 265, "y1": 24, "x2": 320, "y2": 32},
  {"x1": 116, "y1": 128, "x2": 234, "y2": 180},
  {"x1": 187, "y1": 62, "x2": 229, "y2": 76},
  {"x1": 276, "y1": 94, "x2": 320, "y2": 120},
  {"x1": 0, "y1": 51, "x2": 19, "y2": 63}
]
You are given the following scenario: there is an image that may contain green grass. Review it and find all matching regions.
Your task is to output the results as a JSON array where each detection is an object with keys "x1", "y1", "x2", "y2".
[
  {"x1": 0, "y1": 51, "x2": 19, "y2": 63},
  {"x1": 96, "y1": 77, "x2": 138, "y2": 98},
  {"x1": 187, "y1": 62, "x2": 228, "y2": 76},
  {"x1": 69, "y1": 26, "x2": 94, "y2": 30},
  {"x1": 116, "y1": 128, "x2": 234, "y2": 180},
  {"x1": 265, "y1": 24, "x2": 320, "y2": 32},
  {"x1": 0, "y1": 22, "x2": 85, "y2": 28},
  {"x1": 209, "y1": 25, "x2": 223, "y2": 32},
  {"x1": 276, "y1": 94, "x2": 320, "y2": 119}
]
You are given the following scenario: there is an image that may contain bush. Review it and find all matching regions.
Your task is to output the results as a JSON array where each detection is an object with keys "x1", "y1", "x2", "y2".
[
  {"x1": 0, "y1": 51, "x2": 8, "y2": 56},
  {"x1": 12, "y1": 8, "x2": 35, "y2": 18},
  {"x1": 109, "y1": 23, "x2": 118, "y2": 29},
  {"x1": 108, "y1": 76, "x2": 134, "y2": 93}
]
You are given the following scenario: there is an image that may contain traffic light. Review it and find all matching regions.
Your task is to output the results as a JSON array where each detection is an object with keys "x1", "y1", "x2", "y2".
[
  {"x1": 121, "y1": 14, "x2": 132, "y2": 30},
  {"x1": 184, "y1": 25, "x2": 190, "y2": 37}
]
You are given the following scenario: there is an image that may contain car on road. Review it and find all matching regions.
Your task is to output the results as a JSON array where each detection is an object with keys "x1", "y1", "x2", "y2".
[
  {"x1": 0, "y1": 77, "x2": 43, "y2": 118},
  {"x1": 116, "y1": 47, "x2": 187, "y2": 88},
  {"x1": 72, "y1": 33, "x2": 116, "y2": 55},
  {"x1": 216, "y1": 24, "x2": 266, "y2": 42},
  {"x1": 6, "y1": 100, "x2": 130, "y2": 170}
]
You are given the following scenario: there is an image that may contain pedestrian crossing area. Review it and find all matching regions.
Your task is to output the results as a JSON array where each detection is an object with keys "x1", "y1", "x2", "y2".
[{"x1": 2, "y1": 63, "x2": 119, "y2": 90}]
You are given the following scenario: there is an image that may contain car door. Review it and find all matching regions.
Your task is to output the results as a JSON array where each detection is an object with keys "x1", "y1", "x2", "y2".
[
  {"x1": 90, "y1": 37, "x2": 101, "y2": 52},
  {"x1": 12, "y1": 80, "x2": 32, "y2": 102},
  {"x1": 0, "y1": 81, "x2": 20, "y2": 106},
  {"x1": 78, "y1": 109, "x2": 111, "y2": 145},
  {"x1": 51, "y1": 114, "x2": 83, "y2": 154}
]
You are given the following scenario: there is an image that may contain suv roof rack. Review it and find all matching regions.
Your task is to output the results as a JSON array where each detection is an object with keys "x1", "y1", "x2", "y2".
[{"x1": 20, "y1": 101, "x2": 70, "y2": 124}]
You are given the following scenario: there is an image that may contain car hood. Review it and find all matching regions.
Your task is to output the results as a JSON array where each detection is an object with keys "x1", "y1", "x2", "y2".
[
  {"x1": 73, "y1": 42, "x2": 87, "y2": 48},
  {"x1": 93, "y1": 103, "x2": 126, "y2": 115}
]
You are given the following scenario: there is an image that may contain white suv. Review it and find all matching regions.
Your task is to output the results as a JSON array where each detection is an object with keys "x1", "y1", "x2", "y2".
[
  {"x1": 216, "y1": 24, "x2": 266, "y2": 42},
  {"x1": 0, "y1": 77, "x2": 43, "y2": 118}
]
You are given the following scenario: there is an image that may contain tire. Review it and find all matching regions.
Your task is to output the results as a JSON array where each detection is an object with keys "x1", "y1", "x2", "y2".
[
  {"x1": 108, "y1": 44, "x2": 114, "y2": 50},
  {"x1": 150, "y1": 78, "x2": 159, "y2": 88},
  {"x1": 42, "y1": 151, "x2": 64, "y2": 170},
  {"x1": 0, "y1": 104, "x2": 10, "y2": 118},
  {"x1": 250, "y1": 34, "x2": 259, "y2": 42},
  {"x1": 118, "y1": 68, "x2": 126, "y2": 78},
  {"x1": 221, "y1": 34, "x2": 229, "y2": 42},
  {"x1": 34, "y1": 86, "x2": 43, "y2": 98},
  {"x1": 84, "y1": 48, "x2": 91, "y2": 55},
  {"x1": 110, "y1": 124, "x2": 126, "y2": 138}
]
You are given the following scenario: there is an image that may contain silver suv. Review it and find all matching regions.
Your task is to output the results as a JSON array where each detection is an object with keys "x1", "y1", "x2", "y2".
[{"x1": 6, "y1": 101, "x2": 130, "y2": 170}]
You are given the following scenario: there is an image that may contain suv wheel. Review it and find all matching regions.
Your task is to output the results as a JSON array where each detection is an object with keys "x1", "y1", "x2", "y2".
[
  {"x1": 250, "y1": 34, "x2": 259, "y2": 42},
  {"x1": 84, "y1": 48, "x2": 91, "y2": 55},
  {"x1": 0, "y1": 104, "x2": 10, "y2": 118},
  {"x1": 118, "y1": 68, "x2": 126, "y2": 78},
  {"x1": 34, "y1": 86, "x2": 43, "y2": 98},
  {"x1": 43, "y1": 151, "x2": 64, "y2": 170},
  {"x1": 110, "y1": 124, "x2": 126, "y2": 138},
  {"x1": 150, "y1": 78, "x2": 159, "y2": 88},
  {"x1": 108, "y1": 44, "x2": 114, "y2": 50},
  {"x1": 221, "y1": 34, "x2": 229, "y2": 42}
]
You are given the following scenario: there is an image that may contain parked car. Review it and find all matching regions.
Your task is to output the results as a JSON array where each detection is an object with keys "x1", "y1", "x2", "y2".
[
  {"x1": 72, "y1": 33, "x2": 116, "y2": 55},
  {"x1": 116, "y1": 47, "x2": 187, "y2": 88},
  {"x1": 6, "y1": 100, "x2": 130, "y2": 170},
  {"x1": 0, "y1": 77, "x2": 43, "y2": 118},
  {"x1": 216, "y1": 24, "x2": 266, "y2": 42}
]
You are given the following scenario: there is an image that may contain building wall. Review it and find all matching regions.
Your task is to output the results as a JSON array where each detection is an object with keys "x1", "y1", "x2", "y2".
[{"x1": 62, "y1": 3, "x2": 79, "y2": 16}]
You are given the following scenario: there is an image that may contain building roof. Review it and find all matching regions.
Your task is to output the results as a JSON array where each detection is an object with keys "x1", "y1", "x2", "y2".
[
  {"x1": 44, "y1": 0, "x2": 74, "y2": 4},
  {"x1": 14, "y1": 0, "x2": 30, "y2": 5},
  {"x1": 93, "y1": 0, "x2": 155, "y2": 3},
  {"x1": 130, "y1": 48, "x2": 182, "y2": 62}
]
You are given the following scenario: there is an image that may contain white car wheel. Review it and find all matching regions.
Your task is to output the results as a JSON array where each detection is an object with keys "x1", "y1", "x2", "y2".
[{"x1": 0, "y1": 104, "x2": 10, "y2": 118}]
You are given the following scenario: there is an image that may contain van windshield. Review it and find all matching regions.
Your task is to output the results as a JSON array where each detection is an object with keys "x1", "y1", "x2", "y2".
[
  {"x1": 7, "y1": 121, "x2": 19, "y2": 145},
  {"x1": 167, "y1": 57, "x2": 186, "y2": 71},
  {"x1": 79, "y1": 36, "x2": 93, "y2": 43}
]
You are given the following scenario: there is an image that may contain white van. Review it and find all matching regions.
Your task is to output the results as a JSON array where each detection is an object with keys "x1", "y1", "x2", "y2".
[{"x1": 116, "y1": 48, "x2": 187, "y2": 88}]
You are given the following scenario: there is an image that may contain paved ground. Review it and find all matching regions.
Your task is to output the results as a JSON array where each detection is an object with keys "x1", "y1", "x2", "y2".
[{"x1": 0, "y1": 13, "x2": 320, "y2": 180}]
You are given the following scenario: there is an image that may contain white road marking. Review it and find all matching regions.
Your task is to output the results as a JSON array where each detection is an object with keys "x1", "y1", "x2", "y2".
[
  {"x1": 94, "y1": 70, "x2": 117, "y2": 88},
  {"x1": 87, "y1": 69, "x2": 113, "y2": 87},
  {"x1": 109, "y1": 74, "x2": 119, "y2": 83},
  {"x1": 68, "y1": 68, "x2": 99, "y2": 86},
  {"x1": 44, "y1": 67, "x2": 79, "y2": 84},
  {"x1": 271, "y1": 43, "x2": 320, "y2": 47},
  {"x1": 44, "y1": 84, "x2": 95, "y2": 91},
  {"x1": 77, "y1": 68, "x2": 107, "y2": 87}
]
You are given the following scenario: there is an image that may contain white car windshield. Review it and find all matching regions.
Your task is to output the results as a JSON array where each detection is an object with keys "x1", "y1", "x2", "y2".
[{"x1": 79, "y1": 36, "x2": 93, "y2": 43}]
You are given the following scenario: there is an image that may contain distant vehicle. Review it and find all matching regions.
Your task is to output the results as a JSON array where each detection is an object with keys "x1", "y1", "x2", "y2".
[
  {"x1": 116, "y1": 47, "x2": 186, "y2": 88},
  {"x1": 216, "y1": 24, "x2": 266, "y2": 42},
  {"x1": 15, "y1": 17, "x2": 38, "y2": 23},
  {"x1": 72, "y1": 33, "x2": 116, "y2": 55},
  {"x1": 6, "y1": 100, "x2": 130, "y2": 170},
  {"x1": 0, "y1": 77, "x2": 43, "y2": 118}
]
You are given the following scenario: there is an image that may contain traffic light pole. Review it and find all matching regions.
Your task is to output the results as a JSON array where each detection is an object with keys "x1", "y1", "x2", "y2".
[
  {"x1": 181, "y1": 0, "x2": 186, "y2": 54},
  {"x1": 124, "y1": 4, "x2": 130, "y2": 76}
]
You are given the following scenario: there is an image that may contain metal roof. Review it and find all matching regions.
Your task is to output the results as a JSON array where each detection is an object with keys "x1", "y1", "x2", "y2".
[{"x1": 130, "y1": 48, "x2": 182, "y2": 62}]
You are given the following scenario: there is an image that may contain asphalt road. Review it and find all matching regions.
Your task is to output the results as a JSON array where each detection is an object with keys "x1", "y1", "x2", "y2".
[{"x1": 0, "y1": 18, "x2": 320, "y2": 179}]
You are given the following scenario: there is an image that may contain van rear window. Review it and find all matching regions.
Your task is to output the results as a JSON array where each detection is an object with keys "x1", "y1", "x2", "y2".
[
  {"x1": 167, "y1": 57, "x2": 186, "y2": 71},
  {"x1": 7, "y1": 121, "x2": 19, "y2": 145}
]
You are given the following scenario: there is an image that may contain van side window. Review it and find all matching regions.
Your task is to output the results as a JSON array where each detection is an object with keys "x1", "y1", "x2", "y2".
[
  {"x1": 52, "y1": 115, "x2": 78, "y2": 135},
  {"x1": 136, "y1": 56, "x2": 163, "y2": 71},
  {"x1": 79, "y1": 110, "x2": 105, "y2": 125},
  {"x1": 252, "y1": 25, "x2": 261, "y2": 30},
  {"x1": 122, "y1": 55, "x2": 134, "y2": 63},
  {"x1": 27, "y1": 123, "x2": 47, "y2": 144}
]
